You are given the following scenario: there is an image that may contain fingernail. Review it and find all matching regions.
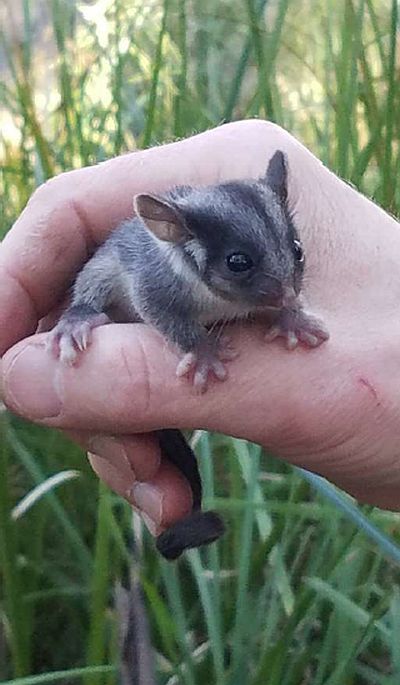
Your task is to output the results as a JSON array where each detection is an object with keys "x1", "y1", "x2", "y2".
[
  {"x1": 89, "y1": 436, "x2": 132, "y2": 472},
  {"x1": 3, "y1": 343, "x2": 62, "y2": 419},
  {"x1": 141, "y1": 512, "x2": 161, "y2": 536},
  {"x1": 130, "y1": 482, "x2": 162, "y2": 525},
  {"x1": 88, "y1": 452, "x2": 136, "y2": 496}
]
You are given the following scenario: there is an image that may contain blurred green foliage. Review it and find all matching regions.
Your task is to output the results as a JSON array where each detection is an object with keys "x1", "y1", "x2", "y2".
[{"x1": 1, "y1": 1, "x2": 400, "y2": 683}]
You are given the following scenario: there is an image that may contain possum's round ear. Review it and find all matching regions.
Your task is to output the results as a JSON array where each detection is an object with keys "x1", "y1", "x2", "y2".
[
  {"x1": 133, "y1": 194, "x2": 189, "y2": 243},
  {"x1": 264, "y1": 150, "x2": 288, "y2": 203}
]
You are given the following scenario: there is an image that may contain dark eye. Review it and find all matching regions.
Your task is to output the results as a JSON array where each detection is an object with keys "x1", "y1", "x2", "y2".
[
  {"x1": 294, "y1": 240, "x2": 304, "y2": 263},
  {"x1": 226, "y1": 252, "x2": 254, "y2": 273}
]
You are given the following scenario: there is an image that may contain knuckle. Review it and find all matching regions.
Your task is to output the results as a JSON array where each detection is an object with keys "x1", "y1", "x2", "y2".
[
  {"x1": 27, "y1": 168, "x2": 82, "y2": 210},
  {"x1": 27, "y1": 175, "x2": 64, "y2": 207},
  {"x1": 231, "y1": 117, "x2": 287, "y2": 140}
]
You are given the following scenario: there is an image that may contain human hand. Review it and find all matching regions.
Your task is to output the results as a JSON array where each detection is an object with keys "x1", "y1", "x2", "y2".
[{"x1": 2, "y1": 119, "x2": 400, "y2": 535}]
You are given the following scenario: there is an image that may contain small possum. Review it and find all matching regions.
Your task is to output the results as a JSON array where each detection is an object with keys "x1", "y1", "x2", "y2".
[{"x1": 47, "y1": 150, "x2": 329, "y2": 560}]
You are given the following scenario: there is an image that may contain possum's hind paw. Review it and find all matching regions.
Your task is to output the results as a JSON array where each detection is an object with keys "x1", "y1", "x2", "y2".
[{"x1": 47, "y1": 309, "x2": 110, "y2": 365}]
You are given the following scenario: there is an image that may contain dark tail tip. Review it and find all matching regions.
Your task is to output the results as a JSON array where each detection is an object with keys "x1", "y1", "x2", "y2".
[{"x1": 156, "y1": 511, "x2": 225, "y2": 561}]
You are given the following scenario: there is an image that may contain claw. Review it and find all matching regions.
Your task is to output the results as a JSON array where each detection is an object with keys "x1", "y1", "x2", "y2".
[
  {"x1": 73, "y1": 322, "x2": 92, "y2": 351},
  {"x1": 264, "y1": 326, "x2": 281, "y2": 343},
  {"x1": 59, "y1": 336, "x2": 79, "y2": 366},
  {"x1": 193, "y1": 368, "x2": 209, "y2": 393},
  {"x1": 297, "y1": 330, "x2": 319, "y2": 347},
  {"x1": 286, "y1": 331, "x2": 298, "y2": 350},
  {"x1": 176, "y1": 338, "x2": 234, "y2": 392},
  {"x1": 176, "y1": 352, "x2": 197, "y2": 378},
  {"x1": 47, "y1": 311, "x2": 111, "y2": 365},
  {"x1": 211, "y1": 360, "x2": 228, "y2": 381},
  {"x1": 265, "y1": 307, "x2": 329, "y2": 351}
]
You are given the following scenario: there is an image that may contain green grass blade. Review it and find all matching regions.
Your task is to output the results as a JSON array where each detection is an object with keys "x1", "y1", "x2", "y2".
[
  {"x1": 84, "y1": 483, "x2": 113, "y2": 685},
  {"x1": 2, "y1": 665, "x2": 116, "y2": 685},
  {"x1": 245, "y1": 0, "x2": 274, "y2": 118},
  {"x1": 6, "y1": 423, "x2": 92, "y2": 573},
  {"x1": 173, "y1": 0, "x2": 188, "y2": 137},
  {"x1": 382, "y1": 0, "x2": 398, "y2": 208},
  {"x1": 0, "y1": 413, "x2": 30, "y2": 676},
  {"x1": 298, "y1": 469, "x2": 400, "y2": 564},
  {"x1": 188, "y1": 550, "x2": 225, "y2": 683},
  {"x1": 229, "y1": 439, "x2": 258, "y2": 679},
  {"x1": 160, "y1": 562, "x2": 197, "y2": 685},
  {"x1": 11, "y1": 470, "x2": 80, "y2": 520},
  {"x1": 142, "y1": 0, "x2": 170, "y2": 147},
  {"x1": 305, "y1": 577, "x2": 389, "y2": 637},
  {"x1": 223, "y1": 0, "x2": 269, "y2": 121}
]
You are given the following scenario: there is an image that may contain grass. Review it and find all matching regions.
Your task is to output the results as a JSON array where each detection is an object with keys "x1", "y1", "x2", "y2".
[{"x1": 1, "y1": 0, "x2": 400, "y2": 683}]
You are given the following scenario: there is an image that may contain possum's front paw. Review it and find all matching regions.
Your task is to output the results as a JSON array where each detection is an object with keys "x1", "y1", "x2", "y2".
[
  {"x1": 176, "y1": 337, "x2": 236, "y2": 393},
  {"x1": 46, "y1": 306, "x2": 110, "y2": 365},
  {"x1": 265, "y1": 306, "x2": 329, "y2": 350}
]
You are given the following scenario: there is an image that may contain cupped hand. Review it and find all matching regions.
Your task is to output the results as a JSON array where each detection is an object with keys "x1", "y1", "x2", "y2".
[{"x1": 2, "y1": 119, "x2": 400, "y2": 535}]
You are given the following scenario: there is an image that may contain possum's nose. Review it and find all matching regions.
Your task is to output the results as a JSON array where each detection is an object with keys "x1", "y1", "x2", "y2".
[
  {"x1": 255, "y1": 277, "x2": 285, "y2": 307},
  {"x1": 265, "y1": 284, "x2": 295, "y2": 308},
  {"x1": 255, "y1": 277, "x2": 296, "y2": 308}
]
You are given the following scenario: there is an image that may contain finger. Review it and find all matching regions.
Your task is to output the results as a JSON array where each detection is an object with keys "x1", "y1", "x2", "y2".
[
  {"x1": 0, "y1": 120, "x2": 294, "y2": 355},
  {"x1": 65, "y1": 429, "x2": 162, "y2": 482},
  {"x1": 88, "y1": 453, "x2": 193, "y2": 534},
  {"x1": 66, "y1": 428, "x2": 193, "y2": 532},
  {"x1": 0, "y1": 322, "x2": 339, "y2": 447}
]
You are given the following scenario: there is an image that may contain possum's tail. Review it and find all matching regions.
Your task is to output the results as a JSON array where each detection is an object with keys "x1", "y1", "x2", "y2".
[{"x1": 155, "y1": 429, "x2": 225, "y2": 560}]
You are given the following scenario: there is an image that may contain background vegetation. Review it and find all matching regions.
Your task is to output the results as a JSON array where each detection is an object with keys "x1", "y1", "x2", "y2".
[{"x1": 1, "y1": 0, "x2": 400, "y2": 683}]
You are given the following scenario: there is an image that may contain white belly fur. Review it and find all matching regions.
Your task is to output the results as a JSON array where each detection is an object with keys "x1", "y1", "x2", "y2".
[{"x1": 195, "y1": 280, "x2": 255, "y2": 323}]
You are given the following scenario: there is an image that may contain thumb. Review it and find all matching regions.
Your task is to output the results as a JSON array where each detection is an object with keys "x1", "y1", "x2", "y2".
[
  {"x1": 0, "y1": 321, "x2": 332, "y2": 449},
  {"x1": 1, "y1": 324, "x2": 214, "y2": 430}
]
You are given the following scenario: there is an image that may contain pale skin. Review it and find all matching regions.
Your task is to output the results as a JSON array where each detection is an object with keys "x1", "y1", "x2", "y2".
[{"x1": 1, "y1": 119, "x2": 400, "y2": 535}]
